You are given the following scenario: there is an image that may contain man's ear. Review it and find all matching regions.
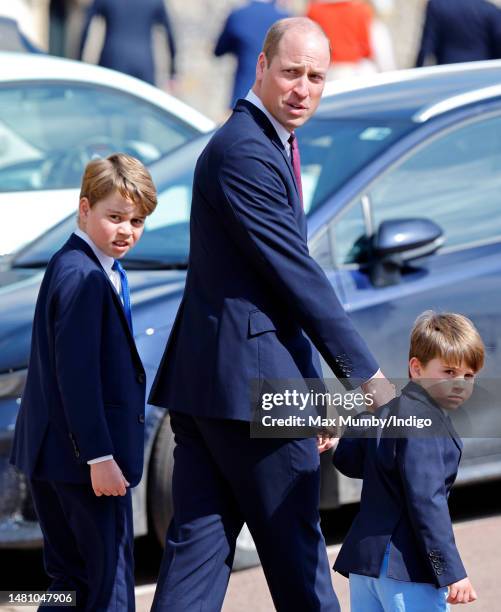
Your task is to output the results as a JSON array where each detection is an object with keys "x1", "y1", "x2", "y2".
[{"x1": 256, "y1": 52, "x2": 267, "y2": 81}]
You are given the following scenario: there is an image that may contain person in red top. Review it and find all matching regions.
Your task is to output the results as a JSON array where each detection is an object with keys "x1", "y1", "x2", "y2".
[{"x1": 307, "y1": 0, "x2": 376, "y2": 78}]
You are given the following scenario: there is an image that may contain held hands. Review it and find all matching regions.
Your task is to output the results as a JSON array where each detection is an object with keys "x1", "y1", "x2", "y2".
[
  {"x1": 447, "y1": 577, "x2": 477, "y2": 605},
  {"x1": 316, "y1": 431, "x2": 339, "y2": 454},
  {"x1": 361, "y1": 369, "x2": 396, "y2": 412},
  {"x1": 90, "y1": 459, "x2": 130, "y2": 497}
]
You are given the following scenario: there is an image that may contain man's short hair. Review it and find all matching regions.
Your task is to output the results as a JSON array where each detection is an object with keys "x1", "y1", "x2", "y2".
[
  {"x1": 409, "y1": 311, "x2": 485, "y2": 372},
  {"x1": 80, "y1": 153, "x2": 157, "y2": 216},
  {"x1": 262, "y1": 17, "x2": 331, "y2": 65}
]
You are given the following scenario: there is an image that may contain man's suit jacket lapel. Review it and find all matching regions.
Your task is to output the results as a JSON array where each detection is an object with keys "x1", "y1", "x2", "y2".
[
  {"x1": 66, "y1": 234, "x2": 143, "y2": 370},
  {"x1": 235, "y1": 100, "x2": 302, "y2": 208}
]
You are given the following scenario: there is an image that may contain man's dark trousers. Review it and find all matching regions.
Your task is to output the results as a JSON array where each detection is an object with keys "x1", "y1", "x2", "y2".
[{"x1": 151, "y1": 411, "x2": 340, "y2": 612}]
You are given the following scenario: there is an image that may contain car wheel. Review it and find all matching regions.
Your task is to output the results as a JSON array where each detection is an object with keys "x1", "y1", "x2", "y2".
[
  {"x1": 148, "y1": 413, "x2": 175, "y2": 547},
  {"x1": 148, "y1": 414, "x2": 260, "y2": 570}
]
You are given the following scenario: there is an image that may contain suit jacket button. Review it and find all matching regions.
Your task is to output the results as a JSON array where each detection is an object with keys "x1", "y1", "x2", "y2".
[
  {"x1": 138, "y1": 414, "x2": 145, "y2": 424},
  {"x1": 136, "y1": 373, "x2": 145, "y2": 384}
]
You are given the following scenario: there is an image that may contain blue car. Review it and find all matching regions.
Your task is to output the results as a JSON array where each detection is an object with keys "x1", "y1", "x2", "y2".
[{"x1": 1, "y1": 61, "x2": 501, "y2": 567}]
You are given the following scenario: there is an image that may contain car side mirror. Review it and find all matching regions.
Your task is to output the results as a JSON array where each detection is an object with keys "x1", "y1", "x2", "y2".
[{"x1": 370, "y1": 218, "x2": 444, "y2": 287}]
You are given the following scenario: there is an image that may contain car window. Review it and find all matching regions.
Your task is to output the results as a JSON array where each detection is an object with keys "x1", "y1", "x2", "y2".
[
  {"x1": 300, "y1": 118, "x2": 411, "y2": 215},
  {"x1": 332, "y1": 200, "x2": 370, "y2": 265},
  {"x1": 0, "y1": 83, "x2": 197, "y2": 192},
  {"x1": 370, "y1": 113, "x2": 501, "y2": 249}
]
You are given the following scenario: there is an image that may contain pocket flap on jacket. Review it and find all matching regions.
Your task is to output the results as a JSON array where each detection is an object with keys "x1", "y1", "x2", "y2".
[{"x1": 248, "y1": 310, "x2": 277, "y2": 337}]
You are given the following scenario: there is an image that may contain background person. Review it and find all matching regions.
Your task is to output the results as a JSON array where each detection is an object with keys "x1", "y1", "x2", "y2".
[
  {"x1": 306, "y1": 0, "x2": 377, "y2": 79},
  {"x1": 416, "y1": 0, "x2": 501, "y2": 67},
  {"x1": 214, "y1": 0, "x2": 290, "y2": 109},
  {"x1": 79, "y1": 0, "x2": 177, "y2": 86}
]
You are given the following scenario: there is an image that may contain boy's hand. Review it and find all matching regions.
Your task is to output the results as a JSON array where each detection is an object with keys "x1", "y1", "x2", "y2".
[
  {"x1": 447, "y1": 577, "x2": 477, "y2": 604},
  {"x1": 316, "y1": 432, "x2": 339, "y2": 453},
  {"x1": 90, "y1": 459, "x2": 130, "y2": 497}
]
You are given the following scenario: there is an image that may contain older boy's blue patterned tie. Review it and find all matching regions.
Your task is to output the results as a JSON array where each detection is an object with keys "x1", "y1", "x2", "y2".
[{"x1": 112, "y1": 260, "x2": 133, "y2": 333}]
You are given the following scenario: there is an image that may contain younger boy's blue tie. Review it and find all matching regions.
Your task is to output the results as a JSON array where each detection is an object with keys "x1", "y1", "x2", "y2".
[{"x1": 112, "y1": 260, "x2": 133, "y2": 333}]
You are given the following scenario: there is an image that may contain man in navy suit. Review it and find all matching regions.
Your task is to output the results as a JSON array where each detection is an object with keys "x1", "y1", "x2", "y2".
[
  {"x1": 149, "y1": 17, "x2": 393, "y2": 611},
  {"x1": 333, "y1": 311, "x2": 483, "y2": 610},
  {"x1": 416, "y1": 0, "x2": 501, "y2": 67},
  {"x1": 11, "y1": 154, "x2": 157, "y2": 611},
  {"x1": 214, "y1": 0, "x2": 289, "y2": 108},
  {"x1": 79, "y1": 0, "x2": 176, "y2": 85}
]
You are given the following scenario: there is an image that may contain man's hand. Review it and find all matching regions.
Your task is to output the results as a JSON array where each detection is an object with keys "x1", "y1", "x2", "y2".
[
  {"x1": 316, "y1": 432, "x2": 339, "y2": 454},
  {"x1": 361, "y1": 369, "x2": 396, "y2": 412},
  {"x1": 447, "y1": 577, "x2": 477, "y2": 604},
  {"x1": 90, "y1": 459, "x2": 129, "y2": 497}
]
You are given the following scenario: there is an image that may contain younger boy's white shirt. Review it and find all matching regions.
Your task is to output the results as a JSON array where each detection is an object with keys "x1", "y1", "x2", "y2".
[{"x1": 73, "y1": 228, "x2": 117, "y2": 466}]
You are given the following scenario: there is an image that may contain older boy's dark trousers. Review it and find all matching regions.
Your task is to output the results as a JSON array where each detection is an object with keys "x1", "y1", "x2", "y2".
[
  {"x1": 151, "y1": 411, "x2": 340, "y2": 612},
  {"x1": 29, "y1": 479, "x2": 135, "y2": 611}
]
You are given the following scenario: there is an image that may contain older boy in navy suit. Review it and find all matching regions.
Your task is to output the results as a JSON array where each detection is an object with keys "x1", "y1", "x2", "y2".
[
  {"x1": 11, "y1": 154, "x2": 157, "y2": 611},
  {"x1": 333, "y1": 311, "x2": 483, "y2": 611}
]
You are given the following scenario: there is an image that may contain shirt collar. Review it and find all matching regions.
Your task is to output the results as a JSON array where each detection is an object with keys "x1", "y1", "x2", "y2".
[
  {"x1": 74, "y1": 228, "x2": 115, "y2": 276},
  {"x1": 245, "y1": 89, "x2": 291, "y2": 153}
]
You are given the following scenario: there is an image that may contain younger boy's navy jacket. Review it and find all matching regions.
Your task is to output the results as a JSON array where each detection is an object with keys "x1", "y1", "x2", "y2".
[
  {"x1": 333, "y1": 382, "x2": 466, "y2": 587},
  {"x1": 11, "y1": 234, "x2": 146, "y2": 486}
]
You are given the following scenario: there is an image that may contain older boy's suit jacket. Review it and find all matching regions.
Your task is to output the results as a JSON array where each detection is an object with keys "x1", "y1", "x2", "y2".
[
  {"x1": 333, "y1": 382, "x2": 466, "y2": 587},
  {"x1": 149, "y1": 99, "x2": 378, "y2": 420},
  {"x1": 11, "y1": 234, "x2": 146, "y2": 486}
]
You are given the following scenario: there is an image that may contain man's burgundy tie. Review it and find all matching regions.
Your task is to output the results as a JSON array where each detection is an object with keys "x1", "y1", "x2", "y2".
[{"x1": 288, "y1": 132, "x2": 303, "y2": 208}]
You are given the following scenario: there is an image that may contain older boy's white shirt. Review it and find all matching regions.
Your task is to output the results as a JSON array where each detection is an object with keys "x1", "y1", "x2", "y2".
[
  {"x1": 245, "y1": 89, "x2": 292, "y2": 157},
  {"x1": 73, "y1": 228, "x2": 117, "y2": 466},
  {"x1": 74, "y1": 228, "x2": 121, "y2": 295}
]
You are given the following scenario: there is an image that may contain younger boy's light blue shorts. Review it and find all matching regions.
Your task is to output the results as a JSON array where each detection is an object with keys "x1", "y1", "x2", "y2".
[{"x1": 349, "y1": 549, "x2": 449, "y2": 612}]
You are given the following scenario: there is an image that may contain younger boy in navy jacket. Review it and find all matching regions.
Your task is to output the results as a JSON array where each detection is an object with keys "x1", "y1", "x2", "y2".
[
  {"x1": 11, "y1": 154, "x2": 157, "y2": 611},
  {"x1": 333, "y1": 311, "x2": 483, "y2": 611}
]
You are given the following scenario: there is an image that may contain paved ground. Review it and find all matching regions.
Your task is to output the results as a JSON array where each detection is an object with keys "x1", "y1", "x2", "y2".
[
  {"x1": 1, "y1": 514, "x2": 498, "y2": 611},
  {"x1": 134, "y1": 514, "x2": 500, "y2": 612}
]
